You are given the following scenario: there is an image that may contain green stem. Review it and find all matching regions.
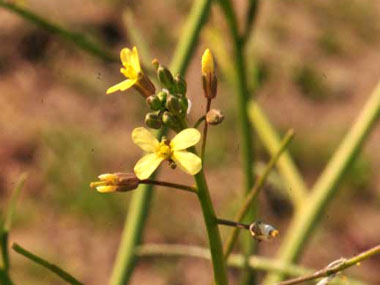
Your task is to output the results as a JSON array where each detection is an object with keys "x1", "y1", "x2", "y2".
[
  {"x1": 264, "y1": 81, "x2": 380, "y2": 284},
  {"x1": 223, "y1": 130, "x2": 294, "y2": 259},
  {"x1": 249, "y1": 102, "x2": 307, "y2": 208},
  {"x1": 12, "y1": 243, "x2": 83, "y2": 285},
  {"x1": 193, "y1": 168, "x2": 229, "y2": 285},
  {"x1": 0, "y1": 1, "x2": 116, "y2": 62},
  {"x1": 140, "y1": 179, "x2": 197, "y2": 193},
  {"x1": 193, "y1": 115, "x2": 206, "y2": 128},
  {"x1": 216, "y1": 1, "x2": 255, "y2": 282},
  {"x1": 109, "y1": 0, "x2": 212, "y2": 283}
]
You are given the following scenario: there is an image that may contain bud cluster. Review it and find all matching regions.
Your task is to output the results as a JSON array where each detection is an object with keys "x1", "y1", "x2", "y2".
[{"x1": 145, "y1": 60, "x2": 189, "y2": 132}]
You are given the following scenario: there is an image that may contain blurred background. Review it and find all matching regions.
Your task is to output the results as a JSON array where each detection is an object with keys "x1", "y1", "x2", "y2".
[{"x1": 1, "y1": 0, "x2": 380, "y2": 284}]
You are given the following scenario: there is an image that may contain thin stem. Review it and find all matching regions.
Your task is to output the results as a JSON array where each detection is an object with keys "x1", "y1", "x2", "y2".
[
  {"x1": 134, "y1": 244, "x2": 366, "y2": 285},
  {"x1": 264, "y1": 81, "x2": 380, "y2": 284},
  {"x1": 276, "y1": 244, "x2": 380, "y2": 285},
  {"x1": 223, "y1": 130, "x2": 294, "y2": 259},
  {"x1": 0, "y1": 1, "x2": 116, "y2": 62},
  {"x1": 249, "y1": 102, "x2": 307, "y2": 208},
  {"x1": 12, "y1": 243, "x2": 83, "y2": 285},
  {"x1": 217, "y1": 218, "x2": 250, "y2": 230},
  {"x1": 193, "y1": 115, "x2": 206, "y2": 128},
  {"x1": 140, "y1": 179, "x2": 196, "y2": 193},
  {"x1": 201, "y1": 99, "x2": 212, "y2": 160},
  {"x1": 109, "y1": 0, "x2": 213, "y2": 283}
]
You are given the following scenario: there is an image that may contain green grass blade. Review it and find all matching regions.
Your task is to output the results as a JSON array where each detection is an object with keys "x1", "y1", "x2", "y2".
[
  {"x1": 1, "y1": 173, "x2": 27, "y2": 273},
  {"x1": 0, "y1": 1, "x2": 117, "y2": 62},
  {"x1": 12, "y1": 243, "x2": 83, "y2": 285}
]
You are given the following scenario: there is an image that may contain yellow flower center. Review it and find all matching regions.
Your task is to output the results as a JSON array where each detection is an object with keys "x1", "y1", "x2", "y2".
[{"x1": 156, "y1": 142, "x2": 172, "y2": 159}]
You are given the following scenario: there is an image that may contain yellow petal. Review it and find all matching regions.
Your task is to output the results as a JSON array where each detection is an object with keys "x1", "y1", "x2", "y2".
[
  {"x1": 132, "y1": 127, "x2": 159, "y2": 152},
  {"x1": 172, "y1": 150, "x2": 202, "y2": 175},
  {"x1": 131, "y1": 46, "x2": 141, "y2": 73},
  {"x1": 170, "y1": 128, "x2": 201, "y2": 151},
  {"x1": 201, "y1": 48, "x2": 214, "y2": 75},
  {"x1": 106, "y1": 79, "x2": 136, "y2": 94},
  {"x1": 134, "y1": 153, "x2": 164, "y2": 180}
]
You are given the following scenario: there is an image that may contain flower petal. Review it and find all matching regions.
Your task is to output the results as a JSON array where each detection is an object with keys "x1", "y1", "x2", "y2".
[
  {"x1": 172, "y1": 150, "x2": 202, "y2": 175},
  {"x1": 132, "y1": 127, "x2": 159, "y2": 152},
  {"x1": 106, "y1": 79, "x2": 136, "y2": 94},
  {"x1": 134, "y1": 153, "x2": 164, "y2": 179},
  {"x1": 131, "y1": 46, "x2": 141, "y2": 72},
  {"x1": 120, "y1": 48, "x2": 133, "y2": 66},
  {"x1": 170, "y1": 128, "x2": 201, "y2": 151}
]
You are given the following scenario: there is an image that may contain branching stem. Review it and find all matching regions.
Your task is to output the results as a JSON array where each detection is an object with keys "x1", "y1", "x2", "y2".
[{"x1": 140, "y1": 179, "x2": 196, "y2": 193}]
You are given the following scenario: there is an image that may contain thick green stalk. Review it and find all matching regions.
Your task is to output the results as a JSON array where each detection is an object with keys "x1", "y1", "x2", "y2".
[
  {"x1": 109, "y1": 0, "x2": 212, "y2": 284},
  {"x1": 264, "y1": 81, "x2": 380, "y2": 284},
  {"x1": 194, "y1": 169, "x2": 229, "y2": 285},
  {"x1": 249, "y1": 101, "x2": 307, "y2": 208},
  {"x1": 216, "y1": 0, "x2": 255, "y2": 282},
  {"x1": 0, "y1": 1, "x2": 117, "y2": 62},
  {"x1": 12, "y1": 243, "x2": 83, "y2": 285}
]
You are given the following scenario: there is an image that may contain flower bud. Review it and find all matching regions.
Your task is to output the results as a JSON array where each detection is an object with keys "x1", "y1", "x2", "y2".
[
  {"x1": 166, "y1": 95, "x2": 181, "y2": 116},
  {"x1": 249, "y1": 221, "x2": 279, "y2": 241},
  {"x1": 157, "y1": 90, "x2": 168, "y2": 104},
  {"x1": 146, "y1": 95, "x2": 162, "y2": 111},
  {"x1": 179, "y1": 97, "x2": 189, "y2": 114},
  {"x1": 157, "y1": 65, "x2": 174, "y2": 90},
  {"x1": 145, "y1": 112, "x2": 162, "y2": 129},
  {"x1": 90, "y1": 172, "x2": 140, "y2": 193},
  {"x1": 206, "y1": 109, "x2": 224, "y2": 125},
  {"x1": 201, "y1": 48, "x2": 217, "y2": 99},
  {"x1": 162, "y1": 111, "x2": 180, "y2": 132},
  {"x1": 174, "y1": 74, "x2": 187, "y2": 95}
]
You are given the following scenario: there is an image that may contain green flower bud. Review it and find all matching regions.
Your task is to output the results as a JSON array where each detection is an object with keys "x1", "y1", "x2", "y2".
[
  {"x1": 174, "y1": 74, "x2": 187, "y2": 95},
  {"x1": 157, "y1": 65, "x2": 174, "y2": 90},
  {"x1": 162, "y1": 111, "x2": 180, "y2": 132},
  {"x1": 166, "y1": 95, "x2": 181, "y2": 115},
  {"x1": 146, "y1": 95, "x2": 162, "y2": 111},
  {"x1": 179, "y1": 97, "x2": 189, "y2": 114},
  {"x1": 157, "y1": 90, "x2": 168, "y2": 104},
  {"x1": 206, "y1": 109, "x2": 224, "y2": 125},
  {"x1": 145, "y1": 112, "x2": 162, "y2": 129}
]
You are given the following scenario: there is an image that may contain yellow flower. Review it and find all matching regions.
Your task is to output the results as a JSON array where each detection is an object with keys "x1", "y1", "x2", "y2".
[
  {"x1": 107, "y1": 47, "x2": 141, "y2": 94},
  {"x1": 132, "y1": 127, "x2": 202, "y2": 179}
]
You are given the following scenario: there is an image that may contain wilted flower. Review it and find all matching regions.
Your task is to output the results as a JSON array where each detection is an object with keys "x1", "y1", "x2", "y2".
[
  {"x1": 90, "y1": 173, "x2": 140, "y2": 193},
  {"x1": 249, "y1": 221, "x2": 279, "y2": 241}
]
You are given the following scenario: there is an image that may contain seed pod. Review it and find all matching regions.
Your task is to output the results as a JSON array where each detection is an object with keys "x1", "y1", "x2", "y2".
[
  {"x1": 174, "y1": 74, "x2": 187, "y2": 95},
  {"x1": 249, "y1": 221, "x2": 279, "y2": 241},
  {"x1": 166, "y1": 95, "x2": 181, "y2": 115},
  {"x1": 157, "y1": 65, "x2": 174, "y2": 90},
  {"x1": 145, "y1": 112, "x2": 162, "y2": 129},
  {"x1": 206, "y1": 109, "x2": 224, "y2": 125},
  {"x1": 146, "y1": 95, "x2": 162, "y2": 111}
]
